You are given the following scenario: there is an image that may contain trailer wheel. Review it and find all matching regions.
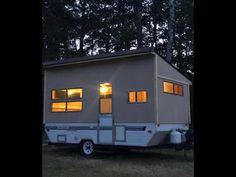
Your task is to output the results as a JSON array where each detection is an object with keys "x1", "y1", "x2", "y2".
[{"x1": 81, "y1": 140, "x2": 95, "y2": 156}]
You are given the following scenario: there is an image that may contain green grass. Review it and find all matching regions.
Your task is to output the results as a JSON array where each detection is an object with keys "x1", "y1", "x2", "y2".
[{"x1": 43, "y1": 143, "x2": 193, "y2": 177}]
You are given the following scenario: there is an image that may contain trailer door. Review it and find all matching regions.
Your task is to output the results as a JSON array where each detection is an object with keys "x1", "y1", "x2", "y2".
[{"x1": 98, "y1": 82, "x2": 113, "y2": 144}]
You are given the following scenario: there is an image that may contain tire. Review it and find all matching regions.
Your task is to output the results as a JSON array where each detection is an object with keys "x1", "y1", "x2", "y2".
[{"x1": 81, "y1": 140, "x2": 95, "y2": 157}]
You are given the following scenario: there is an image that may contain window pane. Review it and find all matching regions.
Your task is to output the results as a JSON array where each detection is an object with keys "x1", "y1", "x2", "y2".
[
  {"x1": 52, "y1": 89, "x2": 66, "y2": 99},
  {"x1": 137, "y1": 91, "x2": 147, "y2": 103},
  {"x1": 174, "y1": 84, "x2": 183, "y2": 95},
  {"x1": 100, "y1": 98, "x2": 112, "y2": 114},
  {"x1": 67, "y1": 101, "x2": 82, "y2": 111},
  {"x1": 100, "y1": 83, "x2": 112, "y2": 98},
  {"x1": 128, "y1": 92, "x2": 136, "y2": 103},
  {"x1": 51, "y1": 102, "x2": 66, "y2": 112},
  {"x1": 67, "y1": 88, "x2": 83, "y2": 99},
  {"x1": 163, "y1": 82, "x2": 173, "y2": 93}
]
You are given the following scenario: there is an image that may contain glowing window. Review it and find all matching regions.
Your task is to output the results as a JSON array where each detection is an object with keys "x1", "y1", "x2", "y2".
[
  {"x1": 100, "y1": 98, "x2": 112, "y2": 114},
  {"x1": 100, "y1": 83, "x2": 112, "y2": 98},
  {"x1": 52, "y1": 89, "x2": 66, "y2": 99},
  {"x1": 51, "y1": 102, "x2": 66, "y2": 112},
  {"x1": 67, "y1": 101, "x2": 82, "y2": 112},
  {"x1": 100, "y1": 83, "x2": 112, "y2": 114},
  {"x1": 67, "y1": 88, "x2": 83, "y2": 99},
  {"x1": 163, "y1": 82, "x2": 174, "y2": 94},
  {"x1": 174, "y1": 84, "x2": 183, "y2": 95},
  {"x1": 137, "y1": 91, "x2": 147, "y2": 103},
  {"x1": 128, "y1": 92, "x2": 136, "y2": 103}
]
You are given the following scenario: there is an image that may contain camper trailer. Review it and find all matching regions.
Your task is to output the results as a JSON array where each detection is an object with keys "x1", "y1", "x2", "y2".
[{"x1": 43, "y1": 48, "x2": 192, "y2": 156}]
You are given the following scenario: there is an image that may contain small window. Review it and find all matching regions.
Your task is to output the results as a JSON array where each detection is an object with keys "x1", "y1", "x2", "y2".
[
  {"x1": 100, "y1": 83, "x2": 112, "y2": 114},
  {"x1": 174, "y1": 84, "x2": 183, "y2": 95},
  {"x1": 100, "y1": 98, "x2": 112, "y2": 114},
  {"x1": 128, "y1": 91, "x2": 147, "y2": 103},
  {"x1": 163, "y1": 81, "x2": 184, "y2": 96},
  {"x1": 52, "y1": 89, "x2": 66, "y2": 99},
  {"x1": 51, "y1": 87, "x2": 83, "y2": 113},
  {"x1": 67, "y1": 88, "x2": 83, "y2": 99},
  {"x1": 100, "y1": 83, "x2": 112, "y2": 98},
  {"x1": 67, "y1": 101, "x2": 82, "y2": 112},
  {"x1": 163, "y1": 82, "x2": 174, "y2": 94},
  {"x1": 128, "y1": 92, "x2": 136, "y2": 103},
  {"x1": 137, "y1": 91, "x2": 147, "y2": 103},
  {"x1": 51, "y1": 102, "x2": 66, "y2": 112}
]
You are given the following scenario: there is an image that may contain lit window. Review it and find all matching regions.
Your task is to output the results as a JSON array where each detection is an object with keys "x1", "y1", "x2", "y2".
[
  {"x1": 52, "y1": 89, "x2": 66, "y2": 99},
  {"x1": 67, "y1": 88, "x2": 83, "y2": 99},
  {"x1": 174, "y1": 84, "x2": 183, "y2": 95},
  {"x1": 51, "y1": 102, "x2": 66, "y2": 112},
  {"x1": 100, "y1": 98, "x2": 112, "y2": 114},
  {"x1": 137, "y1": 91, "x2": 147, "y2": 103},
  {"x1": 100, "y1": 83, "x2": 112, "y2": 98},
  {"x1": 163, "y1": 81, "x2": 184, "y2": 96},
  {"x1": 128, "y1": 92, "x2": 136, "y2": 103},
  {"x1": 128, "y1": 91, "x2": 147, "y2": 103},
  {"x1": 67, "y1": 101, "x2": 82, "y2": 112},
  {"x1": 163, "y1": 82, "x2": 174, "y2": 94},
  {"x1": 51, "y1": 87, "x2": 83, "y2": 112},
  {"x1": 100, "y1": 83, "x2": 112, "y2": 114}
]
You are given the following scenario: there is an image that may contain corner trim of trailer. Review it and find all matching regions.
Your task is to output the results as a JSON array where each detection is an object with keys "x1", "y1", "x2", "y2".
[{"x1": 154, "y1": 54, "x2": 159, "y2": 125}]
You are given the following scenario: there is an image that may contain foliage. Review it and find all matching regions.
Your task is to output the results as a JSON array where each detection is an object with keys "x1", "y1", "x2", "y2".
[{"x1": 42, "y1": 0, "x2": 194, "y2": 80}]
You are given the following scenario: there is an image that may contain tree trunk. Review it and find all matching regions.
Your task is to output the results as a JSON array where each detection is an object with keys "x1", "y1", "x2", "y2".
[
  {"x1": 166, "y1": 0, "x2": 175, "y2": 63},
  {"x1": 153, "y1": 19, "x2": 157, "y2": 48},
  {"x1": 134, "y1": 0, "x2": 143, "y2": 48}
]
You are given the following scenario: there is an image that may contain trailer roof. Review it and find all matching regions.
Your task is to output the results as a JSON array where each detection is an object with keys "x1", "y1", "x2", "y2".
[
  {"x1": 42, "y1": 47, "x2": 192, "y2": 83},
  {"x1": 43, "y1": 47, "x2": 155, "y2": 68}
]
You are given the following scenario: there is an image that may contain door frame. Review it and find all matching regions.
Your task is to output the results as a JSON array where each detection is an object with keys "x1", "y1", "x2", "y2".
[{"x1": 97, "y1": 81, "x2": 114, "y2": 144}]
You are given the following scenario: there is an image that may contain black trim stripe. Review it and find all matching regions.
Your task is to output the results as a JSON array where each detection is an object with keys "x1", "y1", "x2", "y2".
[{"x1": 126, "y1": 126, "x2": 146, "y2": 131}]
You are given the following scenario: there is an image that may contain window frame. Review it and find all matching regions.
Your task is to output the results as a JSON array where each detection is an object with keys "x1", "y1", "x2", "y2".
[
  {"x1": 99, "y1": 82, "x2": 113, "y2": 115},
  {"x1": 51, "y1": 102, "x2": 67, "y2": 113},
  {"x1": 51, "y1": 87, "x2": 83, "y2": 100},
  {"x1": 66, "y1": 101, "x2": 83, "y2": 112},
  {"x1": 173, "y1": 83, "x2": 184, "y2": 96},
  {"x1": 163, "y1": 81, "x2": 184, "y2": 96},
  {"x1": 51, "y1": 89, "x2": 67, "y2": 100},
  {"x1": 50, "y1": 101, "x2": 83, "y2": 113},
  {"x1": 128, "y1": 91, "x2": 136, "y2": 103},
  {"x1": 127, "y1": 90, "x2": 148, "y2": 104},
  {"x1": 50, "y1": 87, "x2": 84, "y2": 113}
]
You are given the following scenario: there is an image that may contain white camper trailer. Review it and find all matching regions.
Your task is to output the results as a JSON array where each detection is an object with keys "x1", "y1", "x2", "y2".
[{"x1": 43, "y1": 48, "x2": 192, "y2": 156}]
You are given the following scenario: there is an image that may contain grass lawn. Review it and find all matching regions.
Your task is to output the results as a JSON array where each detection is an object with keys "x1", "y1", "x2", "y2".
[{"x1": 43, "y1": 135, "x2": 193, "y2": 177}]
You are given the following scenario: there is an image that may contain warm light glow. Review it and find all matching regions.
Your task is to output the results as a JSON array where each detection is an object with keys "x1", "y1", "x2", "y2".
[
  {"x1": 100, "y1": 83, "x2": 112, "y2": 96},
  {"x1": 174, "y1": 84, "x2": 183, "y2": 95},
  {"x1": 51, "y1": 102, "x2": 66, "y2": 112},
  {"x1": 67, "y1": 90, "x2": 73, "y2": 95},
  {"x1": 100, "y1": 98, "x2": 112, "y2": 113},
  {"x1": 67, "y1": 101, "x2": 82, "y2": 111},
  {"x1": 128, "y1": 92, "x2": 136, "y2": 103},
  {"x1": 52, "y1": 89, "x2": 66, "y2": 99},
  {"x1": 100, "y1": 83, "x2": 112, "y2": 114},
  {"x1": 67, "y1": 88, "x2": 83, "y2": 99},
  {"x1": 164, "y1": 81, "x2": 183, "y2": 95},
  {"x1": 163, "y1": 82, "x2": 174, "y2": 93},
  {"x1": 100, "y1": 86, "x2": 108, "y2": 94},
  {"x1": 137, "y1": 91, "x2": 147, "y2": 102}
]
